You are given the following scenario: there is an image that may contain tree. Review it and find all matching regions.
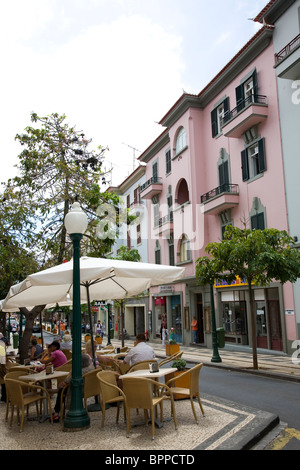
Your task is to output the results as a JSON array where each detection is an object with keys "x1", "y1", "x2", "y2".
[
  {"x1": 196, "y1": 226, "x2": 300, "y2": 369},
  {"x1": 110, "y1": 246, "x2": 141, "y2": 346},
  {"x1": 8, "y1": 112, "x2": 115, "y2": 265}
]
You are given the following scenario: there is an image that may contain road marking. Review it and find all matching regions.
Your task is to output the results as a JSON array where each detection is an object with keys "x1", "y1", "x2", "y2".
[{"x1": 270, "y1": 428, "x2": 300, "y2": 450}]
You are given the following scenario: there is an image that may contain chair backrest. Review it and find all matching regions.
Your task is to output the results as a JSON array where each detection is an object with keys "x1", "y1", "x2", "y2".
[
  {"x1": 189, "y1": 363, "x2": 203, "y2": 395},
  {"x1": 6, "y1": 366, "x2": 31, "y2": 373},
  {"x1": 4, "y1": 370, "x2": 30, "y2": 381},
  {"x1": 83, "y1": 369, "x2": 101, "y2": 399},
  {"x1": 55, "y1": 359, "x2": 72, "y2": 372},
  {"x1": 126, "y1": 359, "x2": 157, "y2": 373},
  {"x1": 4, "y1": 378, "x2": 24, "y2": 406},
  {"x1": 159, "y1": 351, "x2": 183, "y2": 367},
  {"x1": 97, "y1": 371, "x2": 121, "y2": 402},
  {"x1": 120, "y1": 347, "x2": 130, "y2": 353},
  {"x1": 61, "y1": 349, "x2": 72, "y2": 360},
  {"x1": 122, "y1": 377, "x2": 153, "y2": 409}
]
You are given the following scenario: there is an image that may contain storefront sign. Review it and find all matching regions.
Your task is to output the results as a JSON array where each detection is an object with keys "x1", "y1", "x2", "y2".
[
  {"x1": 285, "y1": 309, "x2": 295, "y2": 315},
  {"x1": 159, "y1": 285, "x2": 174, "y2": 293},
  {"x1": 215, "y1": 276, "x2": 248, "y2": 288}
]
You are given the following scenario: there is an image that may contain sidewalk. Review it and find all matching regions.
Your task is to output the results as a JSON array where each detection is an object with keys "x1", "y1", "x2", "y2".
[
  {"x1": 113, "y1": 338, "x2": 300, "y2": 383},
  {"x1": 1, "y1": 337, "x2": 297, "y2": 451}
]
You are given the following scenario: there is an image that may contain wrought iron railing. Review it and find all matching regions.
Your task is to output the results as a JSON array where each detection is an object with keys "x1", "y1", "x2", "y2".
[
  {"x1": 222, "y1": 94, "x2": 267, "y2": 127},
  {"x1": 140, "y1": 176, "x2": 163, "y2": 193},
  {"x1": 201, "y1": 184, "x2": 239, "y2": 204},
  {"x1": 275, "y1": 33, "x2": 300, "y2": 64}
]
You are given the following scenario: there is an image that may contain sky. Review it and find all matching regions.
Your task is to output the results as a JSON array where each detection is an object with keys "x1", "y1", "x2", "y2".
[{"x1": 0, "y1": 0, "x2": 267, "y2": 188}]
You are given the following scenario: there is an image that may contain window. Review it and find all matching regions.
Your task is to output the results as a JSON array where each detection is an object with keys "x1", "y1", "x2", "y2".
[
  {"x1": 241, "y1": 138, "x2": 266, "y2": 181},
  {"x1": 155, "y1": 241, "x2": 161, "y2": 265},
  {"x1": 152, "y1": 161, "x2": 158, "y2": 182},
  {"x1": 153, "y1": 203, "x2": 160, "y2": 228},
  {"x1": 236, "y1": 70, "x2": 258, "y2": 112},
  {"x1": 175, "y1": 127, "x2": 187, "y2": 154},
  {"x1": 177, "y1": 179, "x2": 189, "y2": 206},
  {"x1": 136, "y1": 224, "x2": 141, "y2": 244},
  {"x1": 166, "y1": 149, "x2": 171, "y2": 174},
  {"x1": 251, "y1": 212, "x2": 265, "y2": 230},
  {"x1": 211, "y1": 97, "x2": 229, "y2": 137},
  {"x1": 168, "y1": 234, "x2": 175, "y2": 266},
  {"x1": 180, "y1": 235, "x2": 191, "y2": 263}
]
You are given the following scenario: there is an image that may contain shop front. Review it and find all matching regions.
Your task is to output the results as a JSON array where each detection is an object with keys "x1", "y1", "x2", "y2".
[
  {"x1": 216, "y1": 278, "x2": 285, "y2": 352},
  {"x1": 151, "y1": 286, "x2": 183, "y2": 343}
]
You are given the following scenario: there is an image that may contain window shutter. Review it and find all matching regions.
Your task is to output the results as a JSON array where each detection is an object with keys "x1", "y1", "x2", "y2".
[
  {"x1": 219, "y1": 161, "x2": 229, "y2": 187},
  {"x1": 252, "y1": 69, "x2": 258, "y2": 99},
  {"x1": 211, "y1": 108, "x2": 218, "y2": 137},
  {"x1": 236, "y1": 84, "x2": 245, "y2": 112},
  {"x1": 152, "y1": 161, "x2": 158, "y2": 181},
  {"x1": 241, "y1": 149, "x2": 249, "y2": 181},
  {"x1": 258, "y1": 138, "x2": 266, "y2": 173},
  {"x1": 223, "y1": 97, "x2": 230, "y2": 123},
  {"x1": 251, "y1": 212, "x2": 265, "y2": 230}
]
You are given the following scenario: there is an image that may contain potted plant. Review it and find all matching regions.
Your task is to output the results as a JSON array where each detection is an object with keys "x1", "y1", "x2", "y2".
[
  {"x1": 95, "y1": 334, "x2": 102, "y2": 344},
  {"x1": 167, "y1": 358, "x2": 190, "y2": 400},
  {"x1": 166, "y1": 339, "x2": 180, "y2": 356},
  {"x1": 84, "y1": 332, "x2": 91, "y2": 343}
]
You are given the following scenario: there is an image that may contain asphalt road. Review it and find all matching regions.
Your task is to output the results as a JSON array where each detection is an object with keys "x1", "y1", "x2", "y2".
[{"x1": 197, "y1": 364, "x2": 300, "y2": 450}]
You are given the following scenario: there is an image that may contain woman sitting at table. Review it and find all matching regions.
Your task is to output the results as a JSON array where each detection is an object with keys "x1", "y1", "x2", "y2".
[
  {"x1": 29, "y1": 337, "x2": 43, "y2": 360},
  {"x1": 41, "y1": 341, "x2": 67, "y2": 368},
  {"x1": 52, "y1": 354, "x2": 94, "y2": 422}
]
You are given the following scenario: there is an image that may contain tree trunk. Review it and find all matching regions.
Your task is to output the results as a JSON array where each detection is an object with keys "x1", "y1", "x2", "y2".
[
  {"x1": 19, "y1": 306, "x2": 46, "y2": 364},
  {"x1": 248, "y1": 283, "x2": 258, "y2": 369}
]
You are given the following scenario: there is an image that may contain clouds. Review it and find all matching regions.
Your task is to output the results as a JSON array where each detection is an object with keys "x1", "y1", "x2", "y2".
[{"x1": 0, "y1": 0, "x2": 267, "y2": 186}]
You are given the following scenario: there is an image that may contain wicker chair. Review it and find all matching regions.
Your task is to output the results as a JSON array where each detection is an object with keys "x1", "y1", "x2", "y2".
[
  {"x1": 126, "y1": 359, "x2": 158, "y2": 373},
  {"x1": 5, "y1": 377, "x2": 53, "y2": 431},
  {"x1": 165, "y1": 363, "x2": 205, "y2": 424},
  {"x1": 122, "y1": 376, "x2": 178, "y2": 439},
  {"x1": 97, "y1": 370, "x2": 127, "y2": 429},
  {"x1": 158, "y1": 351, "x2": 183, "y2": 367}
]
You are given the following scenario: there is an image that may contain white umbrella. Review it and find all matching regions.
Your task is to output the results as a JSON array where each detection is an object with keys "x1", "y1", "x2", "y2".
[{"x1": 1, "y1": 256, "x2": 185, "y2": 311}]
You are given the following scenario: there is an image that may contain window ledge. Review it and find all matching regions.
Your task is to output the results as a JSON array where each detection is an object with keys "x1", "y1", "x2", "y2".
[
  {"x1": 172, "y1": 145, "x2": 188, "y2": 160},
  {"x1": 246, "y1": 172, "x2": 264, "y2": 184},
  {"x1": 176, "y1": 259, "x2": 193, "y2": 266}
]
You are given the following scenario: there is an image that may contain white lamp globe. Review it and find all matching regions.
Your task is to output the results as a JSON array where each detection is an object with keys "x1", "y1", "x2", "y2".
[{"x1": 64, "y1": 202, "x2": 88, "y2": 235}]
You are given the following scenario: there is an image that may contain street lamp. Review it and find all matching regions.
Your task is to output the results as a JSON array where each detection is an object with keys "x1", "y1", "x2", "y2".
[
  {"x1": 63, "y1": 201, "x2": 90, "y2": 431},
  {"x1": 210, "y1": 284, "x2": 222, "y2": 363}
]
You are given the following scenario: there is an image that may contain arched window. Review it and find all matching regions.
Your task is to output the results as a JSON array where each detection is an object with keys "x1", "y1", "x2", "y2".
[
  {"x1": 177, "y1": 179, "x2": 189, "y2": 206},
  {"x1": 175, "y1": 127, "x2": 187, "y2": 154},
  {"x1": 180, "y1": 235, "x2": 191, "y2": 263}
]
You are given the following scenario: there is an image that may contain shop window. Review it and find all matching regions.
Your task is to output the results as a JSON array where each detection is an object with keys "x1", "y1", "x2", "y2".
[{"x1": 221, "y1": 290, "x2": 248, "y2": 341}]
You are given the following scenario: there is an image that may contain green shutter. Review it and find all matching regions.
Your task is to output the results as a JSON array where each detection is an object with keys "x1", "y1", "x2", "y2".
[
  {"x1": 241, "y1": 149, "x2": 249, "y2": 181},
  {"x1": 258, "y1": 138, "x2": 266, "y2": 173},
  {"x1": 211, "y1": 108, "x2": 218, "y2": 137},
  {"x1": 236, "y1": 84, "x2": 244, "y2": 112}
]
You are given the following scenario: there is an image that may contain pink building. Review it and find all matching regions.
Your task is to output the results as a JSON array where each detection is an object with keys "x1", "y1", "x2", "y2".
[{"x1": 139, "y1": 22, "x2": 295, "y2": 353}]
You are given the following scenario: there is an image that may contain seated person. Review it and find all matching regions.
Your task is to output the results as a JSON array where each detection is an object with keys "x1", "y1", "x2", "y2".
[
  {"x1": 29, "y1": 337, "x2": 43, "y2": 360},
  {"x1": 85, "y1": 339, "x2": 114, "y2": 368},
  {"x1": 52, "y1": 354, "x2": 94, "y2": 422},
  {"x1": 41, "y1": 341, "x2": 67, "y2": 368},
  {"x1": 60, "y1": 333, "x2": 72, "y2": 350},
  {"x1": 120, "y1": 333, "x2": 155, "y2": 367}
]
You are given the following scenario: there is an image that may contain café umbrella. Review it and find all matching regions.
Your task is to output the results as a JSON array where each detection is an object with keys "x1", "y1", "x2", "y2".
[{"x1": 1, "y1": 256, "x2": 185, "y2": 364}]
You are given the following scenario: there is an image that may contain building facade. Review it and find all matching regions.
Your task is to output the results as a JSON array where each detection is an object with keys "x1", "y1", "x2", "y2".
[
  {"x1": 137, "y1": 4, "x2": 297, "y2": 353},
  {"x1": 254, "y1": 0, "x2": 300, "y2": 348}
]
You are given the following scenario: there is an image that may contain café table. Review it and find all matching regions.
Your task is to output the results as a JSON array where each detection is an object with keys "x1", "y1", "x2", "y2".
[
  {"x1": 120, "y1": 367, "x2": 177, "y2": 428},
  {"x1": 19, "y1": 370, "x2": 69, "y2": 422}
]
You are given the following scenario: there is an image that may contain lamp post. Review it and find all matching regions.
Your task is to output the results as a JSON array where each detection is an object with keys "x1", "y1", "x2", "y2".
[
  {"x1": 210, "y1": 284, "x2": 222, "y2": 363},
  {"x1": 63, "y1": 201, "x2": 90, "y2": 431}
]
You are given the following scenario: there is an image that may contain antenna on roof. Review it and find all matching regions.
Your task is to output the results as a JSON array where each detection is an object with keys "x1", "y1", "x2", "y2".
[{"x1": 122, "y1": 143, "x2": 141, "y2": 171}]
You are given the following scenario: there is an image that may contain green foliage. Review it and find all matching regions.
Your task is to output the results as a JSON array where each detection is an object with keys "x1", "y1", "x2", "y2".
[
  {"x1": 172, "y1": 359, "x2": 186, "y2": 371},
  {"x1": 2, "y1": 112, "x2": 120, "y2": 266},
  {"x1": 112, "y1": 245, "x2": 141, "y2": 262},
  {"x1": 196, "y1": 226, "x2": 300, "y2": 287}
]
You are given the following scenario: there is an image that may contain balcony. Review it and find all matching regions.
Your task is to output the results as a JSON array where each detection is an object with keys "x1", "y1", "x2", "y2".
[
  {"x1": 201, "y1": 184, "x2": 239, "y2": 215},
  {"x1": 139, "y1": 176, "x2": 163, "y2": 200},
  {"x1": 221, "y1": 95, "x2": 268, "y2": 138},
  {"x1": 154, "y1": 213, "x2": 173, "y2": 237},
  {"x1": 274, "y1": 33, "x2": 300, "y2": 80}
]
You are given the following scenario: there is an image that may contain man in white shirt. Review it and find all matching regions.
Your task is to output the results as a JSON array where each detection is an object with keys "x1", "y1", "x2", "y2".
[{"x1": 123, "y1": 333, "x2": 155, "y2": 366}]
